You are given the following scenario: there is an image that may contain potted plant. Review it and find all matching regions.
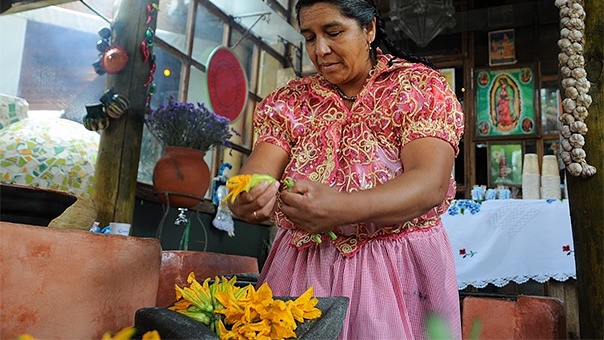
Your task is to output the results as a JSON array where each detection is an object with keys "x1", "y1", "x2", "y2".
[{"x1": 145, "y1": 96, "x2": 234, "y2": 208}]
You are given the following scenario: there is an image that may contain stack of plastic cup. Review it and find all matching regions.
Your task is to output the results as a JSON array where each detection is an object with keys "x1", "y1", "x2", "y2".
[
  {"x1": 522, "y1": 153, "x2": 540, "y2": 199},
  {"x1": 541, "y1": 155, "x2": 561, "y2": 199}
]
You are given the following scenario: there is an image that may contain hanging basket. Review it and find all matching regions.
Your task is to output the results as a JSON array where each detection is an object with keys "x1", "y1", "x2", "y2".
[{"x1": 152, "y1": 146, "x2": 211, "y2": 208}]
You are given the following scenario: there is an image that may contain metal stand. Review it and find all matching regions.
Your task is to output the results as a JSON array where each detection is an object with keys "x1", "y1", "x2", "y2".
[{"x1": 154, "y1": 191, "x2": 208, "y2": 251}]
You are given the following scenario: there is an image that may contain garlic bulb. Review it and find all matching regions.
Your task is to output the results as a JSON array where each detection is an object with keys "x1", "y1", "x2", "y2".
[
  {"x1": 570, "y1": 121, "x2": 588, "y2": 134},
  {"x1": 572, "y1": 106, "x2": 589, "y2": 120},
  {"x1": 561, "y1": 66, "x2": 573, "y2": 77},
  {"x1": 559, "y1": 113, "x2": 575, "y2": 125},
  {"x1": 560, "y1": 151, "x2": 572, "y2": 164},
  {"x1": 576, "y1": 93, "x2": 592, "y2": 107},
  {"x1": 571, "y1": 42, "x2": 583, "y2": 54},
  {"x1": 571, "y1": 67, "x2": 586, "y2": 79},
  {"x1": 562, "y1": 98, "x2": 576, "y2": 113},
  {"x1": 557, "y1": 37, "x2": 571, "y2": 49},
  {"x1": 558, "y1": 52, "x2": 570, "y2": 65},
  {"x1": 556, "y1": 0, "x2": 596, "y2": 177},
  {"x1": 568, "y1": 18, "x2": 585, "y2": 30},
  {"x1": 565, "y1": 86, "x2": 578, "y2": 99},
  {"x1": 571, "y1": 147, "x2": 586, "y2": 161},
  {"x1": 561, "y1": 77, "x2": 575, "y2": 88},
  {"x1": 567, "y1": 162, "x2": 582, "y2": 176},
  {"x1": 581, "y1": 163, "x2": 597, "y2": 178},
  {"x1": 561, "y1": 138, "x2": 573, "y2": 151},
  {"x1": 569, "y1": 133, "x2": 585, "y2": 148},
  {"x1": 575, "y1": 78, "x2": 590, "y2": 93},
  {"x1": 568, "y1": 29, "x2": 583, "y2": 42},
  {"x1": 561, "y1": 124, "x2": 572, "y2": 138},
  {"x1": 567, "y1": 54, "x2": 584, "y2": 68}
]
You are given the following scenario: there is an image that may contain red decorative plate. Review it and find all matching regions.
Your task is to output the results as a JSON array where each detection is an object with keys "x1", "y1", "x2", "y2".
[{"x1": 206, "y1": 47, "x2": 248, "y2": 122}]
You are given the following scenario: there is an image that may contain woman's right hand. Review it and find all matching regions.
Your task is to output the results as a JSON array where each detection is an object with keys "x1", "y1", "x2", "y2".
[
  {"x1": 226, "y1": 141, "x2": 289, "y2": 223},
  {"x1": 227, "y1": 180, "x2": 280, "y2": 223}
]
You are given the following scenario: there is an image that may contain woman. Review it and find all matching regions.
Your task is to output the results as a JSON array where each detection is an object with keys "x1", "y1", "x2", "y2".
[{"x1": 228, "y1": 0, "x2": 464, "y2": 338}]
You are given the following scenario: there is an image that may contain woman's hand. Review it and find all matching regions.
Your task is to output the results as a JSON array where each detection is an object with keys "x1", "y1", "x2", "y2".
[
  {"x1": 228, "y1": 180, "x2": 280, "y2": 223},
  {"x1": 226, "y1": 142, "x2": 289, "y2": 224},
  {"x1": 280, "y1": 180, "x2": 344, "y2": 234}
]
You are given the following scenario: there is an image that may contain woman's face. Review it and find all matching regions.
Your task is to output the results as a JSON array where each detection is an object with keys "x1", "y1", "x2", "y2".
[{"x1": 299, "y1": 2, "x2": 375, "y2": 89}]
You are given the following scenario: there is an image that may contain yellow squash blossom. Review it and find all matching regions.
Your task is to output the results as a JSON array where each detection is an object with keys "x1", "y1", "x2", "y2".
[
  {"x1": 223, "y1": 174, "x2": 276, "y2": 204},
  {"x1": 287, "y1": 286, "x2": 322, "y2": 322},
  {"x1": 173, "y1": 272, "x2": 321, "y2": 340}
]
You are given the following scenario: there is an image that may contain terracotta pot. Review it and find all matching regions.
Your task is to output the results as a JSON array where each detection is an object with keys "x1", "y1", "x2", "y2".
[{"x1": 152, "y1": 146, "x2": 210, "y2": 208}]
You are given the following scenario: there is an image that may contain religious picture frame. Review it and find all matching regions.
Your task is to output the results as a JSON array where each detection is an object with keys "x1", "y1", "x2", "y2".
[
  {"x1": 475, "y1": 66, "x2": 538, "y2": 139},
  {"x1": 488, "y1": 29, "x2": 516, "y2": 66},
  {"x1": 488, "y1": 142, "x2": 523, "y2": 187}
]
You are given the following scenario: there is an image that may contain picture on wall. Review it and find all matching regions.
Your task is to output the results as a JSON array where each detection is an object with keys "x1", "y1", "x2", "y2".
[
  {"x1": 475, "y1": 66, "x2": 536, "y2": 139},
  {"x1": 488, "y1": 143, "x2": 523, "y2": 187},
  {"x1": 488, "y1": 29, "x2": 516, "y2": 66}
]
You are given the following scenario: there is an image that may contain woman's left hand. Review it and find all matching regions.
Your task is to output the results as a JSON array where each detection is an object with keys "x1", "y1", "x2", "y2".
[{"x1": 279, "y1": 180, "x2": 344, "y2": 234}]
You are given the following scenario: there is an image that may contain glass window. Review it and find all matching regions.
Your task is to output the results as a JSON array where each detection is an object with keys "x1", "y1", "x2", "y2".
[
  {"x1": 258, "y1": 51, "x2": 281, "y2": 98},
  {"x1": 192, "y1": 5, "x2": 225, "y2": 65},
  {"x1": 540, "y1": 86, "x2": 561, "y2": 135},
  {"x1": 150, "y1": 47, "x2": 182, "y2": 106},
  {"x1": 16, "y1": 17, "x2": 103, "y2": 119},
  {"x1": 187, "y1": 65, "x2": 208, "y2": 104},
  {"x1": 156, "y1": 0, "x2": 190, "y2": 54},
  {"x1": 230, "y1": 30, "x2": 256, "y2": 92}
]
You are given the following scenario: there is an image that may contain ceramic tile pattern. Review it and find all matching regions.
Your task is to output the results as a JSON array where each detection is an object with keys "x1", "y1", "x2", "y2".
[{"x1": 0, "y1": 117, "x2": 99, "y2": 197}]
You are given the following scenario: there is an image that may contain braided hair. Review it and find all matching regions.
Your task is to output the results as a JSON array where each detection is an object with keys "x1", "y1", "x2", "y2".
[{"x1": 295, "y1": 0, "x2": 436, "y2": 69}]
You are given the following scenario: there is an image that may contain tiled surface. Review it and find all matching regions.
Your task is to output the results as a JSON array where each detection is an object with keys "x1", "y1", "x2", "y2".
[
  {"x1": 0, "y1": 117, "x2": 99, "y2": 197},
  {"x1": 0, "y1": 94, "x2": 29, "y2": 129}
]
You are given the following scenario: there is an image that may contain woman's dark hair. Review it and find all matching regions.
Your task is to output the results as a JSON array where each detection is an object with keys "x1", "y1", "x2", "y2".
[{"x1": 295, "y1": 0, "x2": 436, "y2": 69}]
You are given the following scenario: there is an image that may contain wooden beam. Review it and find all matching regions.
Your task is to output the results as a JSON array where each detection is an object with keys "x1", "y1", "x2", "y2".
[
  {"x1": 93, "y1": 1, "x2": 158, "y2": 225},
  {"x1": 567, "y1": 1, "x2": 604, "y2": 338}
]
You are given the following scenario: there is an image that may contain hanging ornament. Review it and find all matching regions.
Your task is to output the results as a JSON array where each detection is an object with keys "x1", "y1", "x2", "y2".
[
  {"x1": 98, "y1": 27, "x2": 112, "y2": 40},
  {"x1": 100, "y1": 89, "x2": 130, "y2": 119},
  {"x1": 102, "y1": 46, "x2": 128, "y2": 74},
  {"x1": 83, "y1": 104, "x2": 110, "y2": 131},
  {"x1": 142, "y1": 1, "x2": 159, "y2": 109},
  {"x1": 92, "y1": 27, "x2": 112, "y2": 76}
]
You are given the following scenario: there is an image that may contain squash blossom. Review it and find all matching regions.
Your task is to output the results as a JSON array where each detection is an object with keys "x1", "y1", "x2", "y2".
[
  {"x1": 171, "y1": 272, "x2": 321, "y2": 339},
  {"x1": 223, "y1": 174, "x2": 276, "y2": 204}
]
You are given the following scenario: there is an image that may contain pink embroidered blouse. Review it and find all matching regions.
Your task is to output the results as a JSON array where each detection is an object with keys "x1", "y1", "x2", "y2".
[{"x1": 254, "y1": 52, "x2": 464, "y2": 257}]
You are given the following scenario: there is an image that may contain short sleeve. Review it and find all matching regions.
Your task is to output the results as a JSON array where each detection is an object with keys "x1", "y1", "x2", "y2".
[
  {"x1": 399, "y1": 67, "x2": 465, "y2": 155},
  {"x1": 253, "y1": 86, "x2": 295, "y2": 154}
]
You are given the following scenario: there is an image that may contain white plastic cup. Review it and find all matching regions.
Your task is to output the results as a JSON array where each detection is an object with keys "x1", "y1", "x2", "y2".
[
  {"x1": 110, "y1": 222, "x2": 131, "y2": 236},
  {"x1": 523, "y1": 153, "x2": 539, "y2": 174}
]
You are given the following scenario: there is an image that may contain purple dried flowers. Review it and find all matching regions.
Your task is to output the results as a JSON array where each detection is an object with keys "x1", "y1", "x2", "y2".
[{"x1": 145, "y1": 97, "x2": 233, "y2": 152}]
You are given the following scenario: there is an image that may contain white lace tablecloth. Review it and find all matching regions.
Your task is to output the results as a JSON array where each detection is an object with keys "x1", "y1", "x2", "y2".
[{"x1": 441, "y1": 199, "x2": 576, "y2": 290}]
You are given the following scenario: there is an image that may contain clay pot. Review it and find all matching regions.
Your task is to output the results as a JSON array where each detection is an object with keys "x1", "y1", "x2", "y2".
[{"x1": 152, "y1": 146, "x2": 210, "y2": 208}]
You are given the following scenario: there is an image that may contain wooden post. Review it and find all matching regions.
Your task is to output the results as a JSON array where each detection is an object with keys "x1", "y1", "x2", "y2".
[
  {"x1": 567, "y1": 1, "x2": 604, "y2": 338},
  {"x1": 93, "y1": 1, "x2": 158, "y2": 225}
]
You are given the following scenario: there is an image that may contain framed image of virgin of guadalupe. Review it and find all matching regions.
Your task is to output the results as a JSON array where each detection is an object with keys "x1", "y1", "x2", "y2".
[{"x1": 475, "y1": 66, "x2": 537, "y2": 139}]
